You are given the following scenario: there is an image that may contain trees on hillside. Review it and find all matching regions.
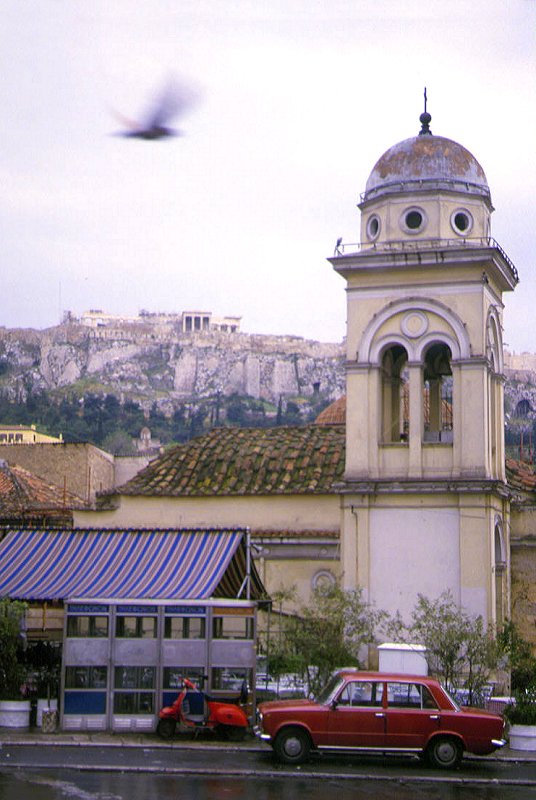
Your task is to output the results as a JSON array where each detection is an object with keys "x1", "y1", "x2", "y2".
[{"x1": 0, "y1": 389, "x2": 334, "y2": 452}]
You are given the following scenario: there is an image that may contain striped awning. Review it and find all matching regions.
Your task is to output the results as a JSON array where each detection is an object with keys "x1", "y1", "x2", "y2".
[{"x1": 0, "y1": 528, "x2": 263, "y2": 601}]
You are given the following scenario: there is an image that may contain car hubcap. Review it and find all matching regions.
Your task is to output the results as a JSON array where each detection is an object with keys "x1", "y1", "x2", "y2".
[
  {"x1": 437, "y1": 741, "x2": 455, "y2": 763},
  {"x1": 284, "y1": 736, "x2": 303, "y2": 757}
]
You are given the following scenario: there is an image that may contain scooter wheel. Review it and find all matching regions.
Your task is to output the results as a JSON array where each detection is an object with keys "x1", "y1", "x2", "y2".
[
  {"x1": 219, "y1": 724, "x2": 247, "y2": 741},
  {"x1": 157, "y1": 718, "x2": 177, "y2": 739}
]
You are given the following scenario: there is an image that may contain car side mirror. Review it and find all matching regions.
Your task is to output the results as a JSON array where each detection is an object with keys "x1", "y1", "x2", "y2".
[{"x1": 331, "y1": 699, "x2": 339, "y2": 710}]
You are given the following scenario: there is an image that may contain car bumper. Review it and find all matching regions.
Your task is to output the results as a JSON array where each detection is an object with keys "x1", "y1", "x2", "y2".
[
  {"x1": 253, "y1": 725, "x2": 272, "y2": 742},
  {"x1": 491, "y1": 738, "x2": 507, "y2": 749}
]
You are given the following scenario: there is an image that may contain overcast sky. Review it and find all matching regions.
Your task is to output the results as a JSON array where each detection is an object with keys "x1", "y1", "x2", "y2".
[{"x1": 1, "y1": 1, "x2": 535, "y2": 350}]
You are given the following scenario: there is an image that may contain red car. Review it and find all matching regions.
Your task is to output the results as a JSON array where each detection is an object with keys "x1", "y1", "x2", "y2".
[{"x1": 255, "y1": 670, "x2": 506, "y2": 768}]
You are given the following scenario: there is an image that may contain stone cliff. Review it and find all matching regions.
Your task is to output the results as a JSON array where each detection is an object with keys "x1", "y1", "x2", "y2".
[{"x1": 0, "y1": 323, "x2": 345, "y2": 411}]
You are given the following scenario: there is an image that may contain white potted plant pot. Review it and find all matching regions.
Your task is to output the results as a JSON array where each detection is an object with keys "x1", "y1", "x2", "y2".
[
  {"x1": 509, "y1": 724, "x2": 536, "y2": 751},
  {"x1": 0, "y1": 700, "x2": 31, "y2": 729}
]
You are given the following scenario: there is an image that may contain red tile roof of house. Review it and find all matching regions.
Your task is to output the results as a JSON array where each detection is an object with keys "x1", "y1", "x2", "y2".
[
  {"x1": 0, "y1": 460, "x2": 86, "y2": 515},
  {"x1": 506, "y1": 458, "x2": 536, "y2": 493},
  {"x1": 119, "y1": 425, "x2": 346, "y2": 498},
  {"x1": 111, "y1": 420, "x2": 536, "y2": 502},
  {"x1": 314, "y1": 396, "x2": 346, "y2": 425}
]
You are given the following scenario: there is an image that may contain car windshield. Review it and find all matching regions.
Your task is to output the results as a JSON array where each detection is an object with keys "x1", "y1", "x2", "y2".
[{"x1": 315, "y1": 674, "x2": 346, "y2": 705}]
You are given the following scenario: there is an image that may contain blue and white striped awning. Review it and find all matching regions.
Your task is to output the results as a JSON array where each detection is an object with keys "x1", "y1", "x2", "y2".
[{"x1": 0, "y1": 528, "x2": 259, "y2": 600}]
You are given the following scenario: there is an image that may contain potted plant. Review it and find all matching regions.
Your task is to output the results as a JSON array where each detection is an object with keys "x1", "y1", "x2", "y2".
[
  {"x1": 505, "y1": 686, "x2": 536, "y2": 751},
  {"x1": 0, "y1": 598, "x2": 31, "y2": 728},
  {"x1": 35, "y1": 648, "x2": 61, "y2": 731}
]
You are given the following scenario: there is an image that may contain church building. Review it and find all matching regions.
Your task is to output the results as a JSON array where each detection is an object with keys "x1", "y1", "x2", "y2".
[{"x1": 330, "y1": 107, "x2": 518, "y2": 627}]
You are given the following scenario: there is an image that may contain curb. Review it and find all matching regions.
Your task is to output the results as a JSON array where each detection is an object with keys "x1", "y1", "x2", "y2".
[{"x1": 1, "y1": 733, "x2": 536, "y2": 762}]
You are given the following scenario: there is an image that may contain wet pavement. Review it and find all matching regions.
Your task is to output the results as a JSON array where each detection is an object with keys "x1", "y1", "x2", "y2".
[{"x1": 0, "y1": 726, "x2": 535, "y2": 761}]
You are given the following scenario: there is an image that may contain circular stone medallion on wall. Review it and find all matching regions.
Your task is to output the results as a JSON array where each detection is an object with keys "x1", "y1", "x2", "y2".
[{"x1": 401, "y1": 311, "x2": 429, "y2": 338}]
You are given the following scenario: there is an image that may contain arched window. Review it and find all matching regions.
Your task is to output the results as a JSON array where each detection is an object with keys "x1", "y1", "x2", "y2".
[
  {"x1": 515, "y1": 398, "x2": 533, "y2": 418},
  {"x1": 494, "y1": 522, "x2": 506, "y2": 626},
  {"x1": 423, "y1": 343, "x2": 453, "y2": 443},
  {"x1": 381, "y1": 345, "x2": 409, "y2": 443}
]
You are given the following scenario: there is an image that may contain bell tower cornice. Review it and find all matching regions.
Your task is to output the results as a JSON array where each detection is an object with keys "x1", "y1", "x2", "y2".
[{"x1": 330, "y1": 238, "x2": 518, "y2": 294}]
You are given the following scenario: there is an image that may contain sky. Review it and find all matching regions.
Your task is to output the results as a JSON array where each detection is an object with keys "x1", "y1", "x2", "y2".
[{"x1": 1, "y1": 1, "x2": 535, "y2": 349}]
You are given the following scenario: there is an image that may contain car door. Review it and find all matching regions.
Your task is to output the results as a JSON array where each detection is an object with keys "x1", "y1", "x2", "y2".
[
  {"x1": 326, "y1": 679, "x2": 386, "y2": 748},
  {"x1": 383, "y1": 681, "x2": 441, "y2": 750}
]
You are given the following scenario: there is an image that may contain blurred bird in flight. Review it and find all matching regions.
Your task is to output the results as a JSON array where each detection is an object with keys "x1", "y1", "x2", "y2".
[{"x1": 112, "y1": 77, "x2": 199, "y2": 140}]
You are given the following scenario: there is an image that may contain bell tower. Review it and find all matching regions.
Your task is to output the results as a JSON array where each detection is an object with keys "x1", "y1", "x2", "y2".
[{"x1": 330, "y1": 105, "x2": 518, "y2": 626}]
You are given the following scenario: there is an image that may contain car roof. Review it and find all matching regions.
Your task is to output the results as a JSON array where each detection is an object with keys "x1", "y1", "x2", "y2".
[{"x1": 336, "y1": 670, "x2": 438, "y2": 684}]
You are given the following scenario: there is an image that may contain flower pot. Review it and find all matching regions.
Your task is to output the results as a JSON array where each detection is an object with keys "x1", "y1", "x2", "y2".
[
  {"x1": 509, "y1": 724, "x2": 536, "y2": 751},
  {"x1": 37, "y1": 698, "x2": 58, "y2": 728},
  {"x1": 41, "y1": 709, "x2": 58, "y2": 733},
  {"x1": 0, "y1": 700, "x2": 31, "y2": 729}
]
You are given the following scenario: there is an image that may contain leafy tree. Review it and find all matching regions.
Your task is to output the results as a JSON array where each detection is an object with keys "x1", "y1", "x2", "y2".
[
  {"x1": 268, "y1": 583, "x2": 386, "y2": 697},
  {"x1": 0, "y1": 599, "x2": 28, "y2": 700},
  {"x1": 497, "y1": 620, "x2": 536, "y2": 692},
  {"x1": 102, "y1": 429, "x2": 137, "y2": 456},
  {"x1": 408, "y1": 591, "x2": 498, "y2": 705}
]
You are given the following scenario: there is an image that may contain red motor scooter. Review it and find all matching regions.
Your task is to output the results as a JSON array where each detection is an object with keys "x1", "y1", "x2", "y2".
[{"x1": 156, "y1": 677, "x2": 249, "y2": 740}]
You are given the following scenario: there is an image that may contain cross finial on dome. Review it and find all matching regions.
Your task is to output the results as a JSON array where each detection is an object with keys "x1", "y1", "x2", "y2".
[{"x1": 419, "y1": 87, "x2": 432, "y2": 136}]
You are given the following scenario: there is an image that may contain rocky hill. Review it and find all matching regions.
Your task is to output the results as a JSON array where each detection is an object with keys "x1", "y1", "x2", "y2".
[{"x1": 0, "y1": 322, "x2": 345, "y2": 414}]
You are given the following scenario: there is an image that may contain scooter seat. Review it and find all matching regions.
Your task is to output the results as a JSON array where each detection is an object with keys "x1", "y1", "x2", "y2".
[{"x1": 182, "y1": 690, "x2": 208, "y2": 723}]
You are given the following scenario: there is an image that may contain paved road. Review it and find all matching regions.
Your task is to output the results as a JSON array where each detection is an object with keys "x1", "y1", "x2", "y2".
[{"x1": 2, "y1": 742, "x2": 536, "y2": 787}]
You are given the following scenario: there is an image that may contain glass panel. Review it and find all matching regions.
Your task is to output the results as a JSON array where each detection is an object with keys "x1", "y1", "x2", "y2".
[
  {"x1": 92, "y1": 667, "x2": 108, "y2": 689},
  {"x1": 338, "y1": 680, "x2": 383, "y2": 707},
  {"x1": 164, "y1": 616, "x2": 206, "y2": 639},
  {"x1": 93, "y1": 617, "x2": 109, "y2": 637},
  {"x1": 65, "y1": 667, "x2": 90, "y2": 689},
  {"x1": 163, "y1": 667, "x2": 205, "y2": 690},
  {"x1": 116, "y1": 616, "x2": 156, "y2": 638},
  {"x1": 115, "y1": 667, "x2": 138, "y2": 689},
  {"x1": 67, "y1": 616, "x2": 108, "y2": 637},
  {"x1": 65, "y1": 666, "x2": 107, "y2": 690},
  {"x1": 140, "y1": 667, "x2": 155, "y2": 688},
  {"x1": 138, "y1": 692, "x2": 154, "y2": 713},
  {"x1": 212, "y1": 616, "x2": 253, "y2": 640},
  {"x1": 186, "y1": 617, "x2": 205, "y2": 638},
  {"x1": 211, "y1": 668, "x2": 252, "y2": 692},
  {"x1": 114, "y1": 666, "x2": 155, "y2": 689},
  {"x1": 387, "y1": 682, "x2": 436, "y2": 708},
  {"x1": 113, "y1": 692, "x2": 136, "y2": 714},
  {"x1": 140, "y1": 617, "x2": 157, "y2": 638},
  {"x1": 116, "y1": 617, "x2": 138, "y2": 638}
]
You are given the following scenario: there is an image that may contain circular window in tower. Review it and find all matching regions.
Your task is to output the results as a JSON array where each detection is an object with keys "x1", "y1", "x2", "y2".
[
  {"x1": 400, "y1": 206, "x2": 427, "y2": 235},
  {"x1": 451, "y1": 209, "x2": 473, "y2": 236},
  {"x1": 366, "y1": 214, "x2": 381, "y2": 241}
]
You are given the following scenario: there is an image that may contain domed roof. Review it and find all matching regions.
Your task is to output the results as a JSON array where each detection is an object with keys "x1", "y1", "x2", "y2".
[{"x1": 363, "y1": 119, "x2": 491, "y2": 206}]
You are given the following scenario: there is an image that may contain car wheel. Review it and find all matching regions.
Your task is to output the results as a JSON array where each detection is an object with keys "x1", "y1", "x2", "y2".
[
  {"x1": 426, "y1": 736, "x2": 463, "y2": 769},
  {"x1": 274, "y1": 727, "x2": 311, "y2": 765},
  {"x1": 156, "y1": 718, "x2": 177, "y2": 739}
]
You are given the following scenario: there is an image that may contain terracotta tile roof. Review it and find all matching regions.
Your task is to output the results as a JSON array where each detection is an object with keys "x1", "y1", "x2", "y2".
[
  {"x1": 506, "y1": 458, "x2": 536, "y2": 493},
  {"x1": 119, "y1": 425, "x2": 346, "y2": 498},
  {"x1": 315, "y1": 396, "x2": 346, "y2": 425},
  {"x1": 0, "y1": 461, "x2": 86, "y2": 514}
]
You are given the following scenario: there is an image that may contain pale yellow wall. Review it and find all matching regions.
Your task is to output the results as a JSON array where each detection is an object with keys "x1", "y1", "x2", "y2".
[
  {"x1": 340, "y1": 490, "x2": 507, "y2": 625},
  {"x1": 75, "y1": 493, "x2": 339, "y2": 532},
  {"x1": 258, "y1": 558, "x2": 341, "y2": 614},
  {"x1": 360, "y1": 191, "x2": 490, "y2": 249},
  {"x1": 0, "y1": 426, "x2": 62, "y2": 444}
]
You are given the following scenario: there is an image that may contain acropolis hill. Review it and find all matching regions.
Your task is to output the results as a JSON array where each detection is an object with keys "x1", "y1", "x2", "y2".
[
  {"x1": 0, "y1": 309, "x2": 534, "y2": 419},
  {"x1": 0, "y1": 310, "x2": 345, "y2": 412}
]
